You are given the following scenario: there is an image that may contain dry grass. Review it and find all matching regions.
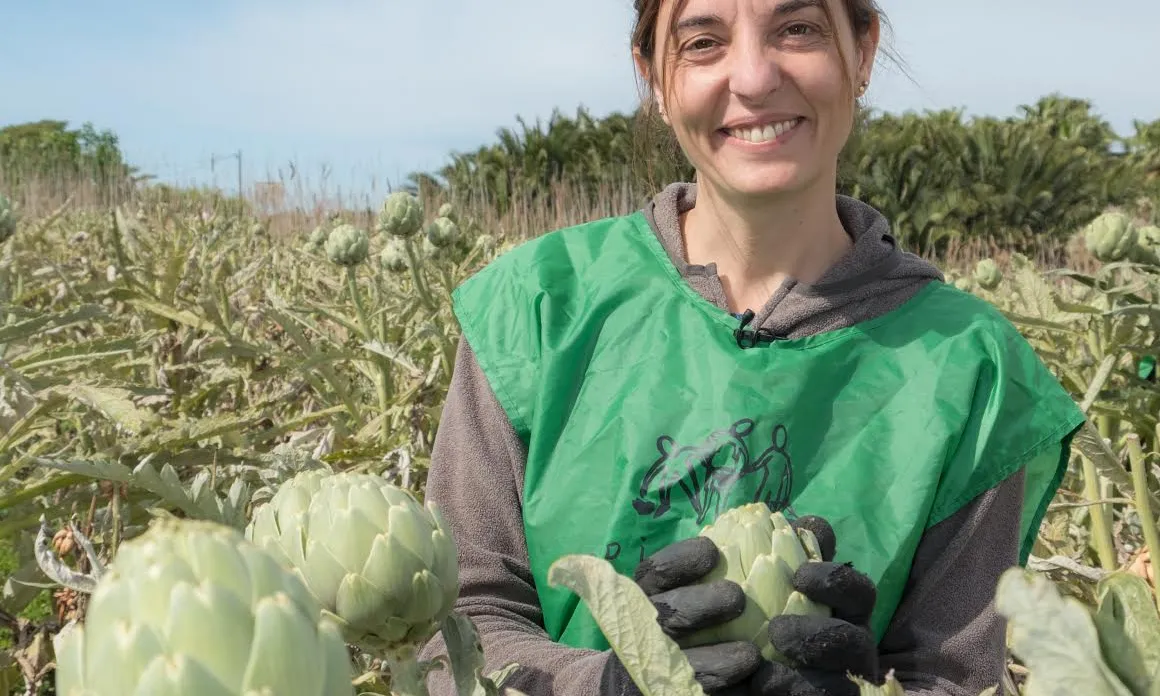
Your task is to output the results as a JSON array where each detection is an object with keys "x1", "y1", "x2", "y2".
[{"x1": 1, "y1": 163, "x2": 1097, "y2": 278}]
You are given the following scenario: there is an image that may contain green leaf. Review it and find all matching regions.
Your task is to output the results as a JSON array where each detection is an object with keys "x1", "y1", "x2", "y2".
[
  {"x1": 547, "y1": 554, "x2": 706, "y2": 696},
  {"x1": 995, "y1": 568, "x2": 1134, "y2": 696},
  {"x1": 0, "y1": 303, "x2": 107, "y2": 344},
  {"x1": 1093, "y1": 571, "x2": 1160, "y2": 694},
  {"x1": 56, "y1": 384, "x2": 161, "y2": 435},
  {"x1": 439, "y1": 611, "x2": 507, "y2": 696}
]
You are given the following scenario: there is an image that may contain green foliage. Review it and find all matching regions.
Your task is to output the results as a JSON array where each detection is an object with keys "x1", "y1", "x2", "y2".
[
  {"x1": 409, "y1": 94, "x2": 1160, "y2": 258},
  {"x1": 0, "y1": 120, "x2": 140, "y2": 203}
]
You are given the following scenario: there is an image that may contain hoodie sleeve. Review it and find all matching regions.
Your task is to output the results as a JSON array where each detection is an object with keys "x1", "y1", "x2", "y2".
[
  {"x1": 877, "y1": 468, "x2": 1029, "y2": 695},
  {"x1": 418, "y1": 337, "x2": 611, "y2": 696},
  {"x1": 419, "y1": 337, "x2": 1023, "y2": 696}
]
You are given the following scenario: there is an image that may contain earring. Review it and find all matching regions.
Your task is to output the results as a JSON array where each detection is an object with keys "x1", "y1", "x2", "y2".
[{"x1": 856, "y1": 80, "x2": 869, "y2": 96}]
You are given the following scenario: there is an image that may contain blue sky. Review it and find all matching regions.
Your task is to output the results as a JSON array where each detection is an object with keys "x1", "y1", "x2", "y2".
[{"x1": 3, "y1": 0, "x2": 1158, "y2": 200}]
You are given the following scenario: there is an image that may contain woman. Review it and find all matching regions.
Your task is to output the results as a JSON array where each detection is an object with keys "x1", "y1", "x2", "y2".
[{"x1": 419, "y1": 0, "x2": 1086, "y2": 694}]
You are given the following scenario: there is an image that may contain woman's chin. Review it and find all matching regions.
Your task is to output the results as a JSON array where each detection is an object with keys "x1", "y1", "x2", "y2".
[{"x1": 714, "y1": 166, "x2": 812, "y2": 199}]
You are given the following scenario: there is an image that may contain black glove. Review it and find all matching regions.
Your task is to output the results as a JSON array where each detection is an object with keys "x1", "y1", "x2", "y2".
[
  {"x1": 748, "y1": 515, "x2": 880, "y2": 696},
  {"x1": 600, "y1": 536, "x2": 763, "y2": 695}
]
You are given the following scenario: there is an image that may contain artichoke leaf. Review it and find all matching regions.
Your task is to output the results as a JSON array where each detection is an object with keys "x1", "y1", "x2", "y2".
[
  {"x1": 995, "y1": 568, "x2": 1134, "y2": 696},
  {"x1": 548, "y1": 554, "x2": 706, "y2": 696},
  {"x1": 1093, "y1": 571, "x2": 1160, "y2": 694}
]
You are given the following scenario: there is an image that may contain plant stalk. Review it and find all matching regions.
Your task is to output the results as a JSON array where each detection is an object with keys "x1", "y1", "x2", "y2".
[
  {"x1": 1082, "y1": 414, "x2": 1120, "y2": 570},
  {"x1": 1082, "y1": 452, "x2": 1120, "y2": 571},
  {"x1": 382, "y1": 646, "x2": 429, "y2": 696},
  {"x1": 348, "y1": 266, "x2": 391, "y2": 446},
  {"x1": 402, "y1": 238, "x2": 437, "y2": 311},
  {"x1": 1131, "y1": 432, "x2": 1160, "y2": 606}
]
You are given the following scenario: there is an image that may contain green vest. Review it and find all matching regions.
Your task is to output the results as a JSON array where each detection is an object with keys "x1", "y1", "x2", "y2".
[{"x1": 450, "y1": 211, "x2": 1086, "y2": 651}]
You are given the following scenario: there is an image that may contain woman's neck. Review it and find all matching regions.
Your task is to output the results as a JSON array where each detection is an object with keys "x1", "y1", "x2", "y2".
[{"x1": 681, "y1": 180, "x2": 853, "y2": 313}]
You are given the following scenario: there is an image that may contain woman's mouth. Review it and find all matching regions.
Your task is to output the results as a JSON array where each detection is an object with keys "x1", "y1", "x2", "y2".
[{"x1": 720, "y1": 117, "x2": 805, "y2": 145}]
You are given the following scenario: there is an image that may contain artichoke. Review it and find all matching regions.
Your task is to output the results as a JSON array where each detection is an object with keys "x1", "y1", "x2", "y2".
[
  {"x1": 426, "y1": 216, "x2": 459, "y2": 248},
  {"x1": 246, "y1": 470, "x2": 460, "y2": 654},
  {"x1": 0, "y1": 193, "x2": 16, "y2": 244},
  {"x1": 1132, "y1": 224, "x2": 1160, "y2": 265},
  {"x1": 677, "y1": 504, "x2": 830, "y2": 661},
  {"x1": 324, "y1": 224, "x2": 369, "y2": 267},
  {"x1": 973, "y1": 258, "x2": 1002, "y2": 290},
  {"x1": 53, "y1": 518, "x2": 354, "y2": 696},
  {"x1": 1137, "y1": 224, "x2": 1160, "y2": 248},
  {"x1": 308, "y1": 224, "x2": 329, "y2": 246},
  {"x1": 378, "y1": 191, "x2": 424, "y2": 239},
  {"x1": 437, "y1": 202, "x2": 461, "y2": 225},
  {"x1": 1084, "y1": 211, "x2": 1137, "y2": 263},
  {"x1": 379, "y1": 237, "x2": 410, "y2": 272}
]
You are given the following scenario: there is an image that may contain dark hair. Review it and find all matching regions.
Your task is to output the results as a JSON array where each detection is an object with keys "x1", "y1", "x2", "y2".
[{"x1": 627, "y1": 0, "x2": 904, "y2": 191}]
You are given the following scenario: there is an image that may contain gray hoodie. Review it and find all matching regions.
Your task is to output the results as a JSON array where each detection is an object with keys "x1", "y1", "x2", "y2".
[{"x1": 419, "y1": 183, "x2": 1036, "y2": 696}]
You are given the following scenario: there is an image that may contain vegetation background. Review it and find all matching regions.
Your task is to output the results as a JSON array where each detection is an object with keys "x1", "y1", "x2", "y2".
[{"x1": 1, "y1": 89, "x2": 1159, "y2": 693}]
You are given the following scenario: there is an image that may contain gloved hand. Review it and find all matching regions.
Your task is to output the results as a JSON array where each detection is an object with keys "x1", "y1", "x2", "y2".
[
  {"x1": 748, "y1": 515, "x2": 881, "y2": 696},
  {"x1": 600, "y1": 536, "x2": 763, "y2": 695}
]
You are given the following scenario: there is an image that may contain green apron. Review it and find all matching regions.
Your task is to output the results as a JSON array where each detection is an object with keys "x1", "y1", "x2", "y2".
[{"x1": 451, "y1": 211, "x2": 1086, "y2": 650}]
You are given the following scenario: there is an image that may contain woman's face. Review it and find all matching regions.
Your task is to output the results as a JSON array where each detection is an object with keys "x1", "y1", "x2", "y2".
[{"x1": 638, "y1": 0, "x2": 878, "y2": 202}]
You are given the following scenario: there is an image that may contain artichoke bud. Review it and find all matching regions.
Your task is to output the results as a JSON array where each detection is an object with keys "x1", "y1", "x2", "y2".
[
  {"x1": 54, "y1": 518, "x2": 355, "y2": 696},
  {"x1": 245, "y1": 470, "x2": 461, "y2": 654},
  {"x1": 380, "y1": 238, "x2": 410, "y2": 273},
  {"x1": 426, "y1": 217, "x2": 459, "y2": 248},
  {"x1": 308, "y1": 224, "x2": 329, "y2": 246},
  {"x1": 1137, "y1": 224, "x2": 1160, "y2": 248},
  {"x1": 378, "y1": 191, "x2": 424, "y2": 239},
  {"x1": 324, "y1": 224, "x2": 370, "y2": 267},
  {"x1": 973, "y1": 258, "x2": 1002, "y2": 290},
  {"x1": 677, "y1": 504, "x2": 833, "y2": 662},
  {"x1": 1084, "y1": 211, "x2": 1137, "y2": 263},
  {"x1": 1132, "y1": 225, "x2": 1160, "y2": 265}
]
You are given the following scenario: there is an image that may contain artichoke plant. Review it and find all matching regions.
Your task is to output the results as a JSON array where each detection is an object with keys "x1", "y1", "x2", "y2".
[
  {"x1": 426, "y1": 216, "x2": 459, "y2": 248},
  {"x1": 677, "y1": 504, "x2": 830, "y2": 661},
  {"x1": 245, "y1": 470, "x2": 460, "y2": 656},
  {"x1": 380, "y1": 237, "x2": 410, "y2": 272},
  {"x1": 973, "y1": 258, "x2": 1002, "y2": 290},
  {"x1": 306, "y1": 223, "x2": 329, "y2": 251},
  {"x1": 1084, "y1": 211, "x2": 1137, "y2": 263},
  {"x1": 325, "y1": 224, "x2": 370, "y2": 267},
  {"x1": 378, "y1": 191, "x2": 424, "y2": 239},
  {"x1": 53, "y1": 518, "x2": 354, "y2": 696}
]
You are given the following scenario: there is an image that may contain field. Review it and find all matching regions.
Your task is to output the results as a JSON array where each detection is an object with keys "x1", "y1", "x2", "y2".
[{"x1": 1, "y1": 99, "x2": 1160, "y2": 694}]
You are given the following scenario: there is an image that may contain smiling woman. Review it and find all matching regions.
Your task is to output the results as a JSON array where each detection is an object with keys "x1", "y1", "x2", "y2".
[{"x1": 418, "y1": 0, "x2": 1086, "y2": 695}]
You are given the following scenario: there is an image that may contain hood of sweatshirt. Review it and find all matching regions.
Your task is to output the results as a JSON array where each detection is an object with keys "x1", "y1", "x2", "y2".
[{"x1": 641, "y1": 182, "x2": 945, "y2": 339}]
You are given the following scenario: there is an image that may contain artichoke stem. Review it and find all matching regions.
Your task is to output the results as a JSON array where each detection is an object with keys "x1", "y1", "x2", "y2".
[
  {"x1": 402, "y1": 238, "x2": 437, "y2": 311},
  {"x1": 383, "y1": 646, "x2": 430, "y2": 696},
  {"x1": 1129, "y1": 432, "x2": 1160, "y2": 608},
  {"x1": 348, "y1": 266, "x2": 392, "y2": 446}
]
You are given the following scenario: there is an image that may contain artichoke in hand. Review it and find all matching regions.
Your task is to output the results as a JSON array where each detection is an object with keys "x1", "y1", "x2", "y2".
[
  {"x1": 53, "y1": 518, "x2": 354, "y2": 696},
  {"x1": 246, "y1": 470, "x2": 460, "y2": 655},
  {"x1": 677, "y1": 504, "x2": 830, "y2": 661}
]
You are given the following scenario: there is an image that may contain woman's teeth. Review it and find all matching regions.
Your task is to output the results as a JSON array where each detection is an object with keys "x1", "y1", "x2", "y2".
[{"x1": 726, "y1": 118, "x2": 802, "y2": 143}]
